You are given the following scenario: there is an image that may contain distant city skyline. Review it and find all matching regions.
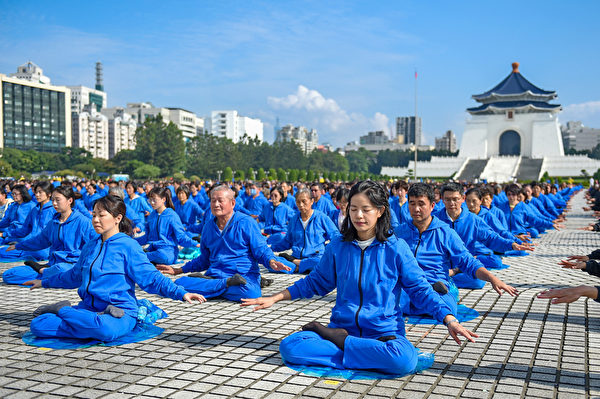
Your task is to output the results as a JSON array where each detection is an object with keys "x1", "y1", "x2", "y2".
[{"x1": 2, "y1": 1, "x2": 599, "y2": 148}]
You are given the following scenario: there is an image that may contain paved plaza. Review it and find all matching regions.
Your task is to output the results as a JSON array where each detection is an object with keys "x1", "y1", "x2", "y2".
[{"x1": 1, "y1": 191, "x2": 599, "y2": 398}]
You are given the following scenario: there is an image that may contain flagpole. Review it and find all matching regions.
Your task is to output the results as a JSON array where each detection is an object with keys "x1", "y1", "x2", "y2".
[{"x1": 414, "y1": 69, "x2": 418, "y2": 182}]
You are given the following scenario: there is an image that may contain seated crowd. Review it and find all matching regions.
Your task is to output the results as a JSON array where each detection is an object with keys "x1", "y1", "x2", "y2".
[{"x1": 0, "y1": 174, "x2": 594, "y2": 375}]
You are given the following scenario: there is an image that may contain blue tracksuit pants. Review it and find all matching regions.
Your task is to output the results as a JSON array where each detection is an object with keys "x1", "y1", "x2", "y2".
[
  {"x1": 30, "y1": 304, "x2": 137, "y2": 341},
  {"x1": 268, "y1": 255, "x2": 321, "y2": 274},
  {"x1": 175, "y1": 276, "x2": 261, "y2": 301},
  {"x1": 2, "y1": 262, "x2": 73, "y2": 286},
  {"x1": 279, "y1": 331, "x2": 418, "y2": 374},
  {"x1": 0, "y1": 245, "x2": 48, "y2": 262}
]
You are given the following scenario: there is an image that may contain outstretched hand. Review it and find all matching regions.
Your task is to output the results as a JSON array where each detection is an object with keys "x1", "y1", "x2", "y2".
[
  {"x1": 269, "y1": 259, "x2": 291, "y2": 272},
  {"x1": 491, "y1": 279, "x2": 518, "y2": 296},
  {"x1": 241, "y1": 297, "x2": 276, "y2": 311},
  {"x1": 183, "y1": 293, "x2": 206, "y2": 303},
  {"x1": 155, "y1": 264, "x2": 182, "y2": 275},
  {"x1": 512, "y1": 242, "x2": 534, "y2": 251},
  {"x1": 558, "y1": 259, "x2": 586, "y2": 270},
  {"x1": 538, "y1": 287, "x2": 585, "y2": 304},
  {"x1": 23, "y1": 279, "x2": 42, "y2": 290},
  {"x1": 447, "y1": 321, "x2": 479, "y2": 345},
  {"x1": 567, "y1": 255, "x2": 589, "y2": 262}
]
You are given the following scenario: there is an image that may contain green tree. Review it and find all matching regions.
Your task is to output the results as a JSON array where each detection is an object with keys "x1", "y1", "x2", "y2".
[
  {"x1": 0, "y1": 159, "x2": 13, "y2": 176},
  {"x1": 173, "y1": 172, "x2": 185, "y2": 181},
  {"x1": 268, "y1": 168, "x2": 277, "y2": 180},
  {"x1": 223, "y1": 167, "x2": 233, "y2": 182},
  {"x1": 297, "y1": 169, "x2": 307, "y2": 181},
  {"x1": 288, "y1": 169, "x2": 299, "y2": 182},
  {"x1": 247, "y1": 167, "x2": 255, "y2": 180},
  {"x1": 345, "y1": 148, "x2": 374, "y2": 173},
  {"x1": 134, "y1": 164, "x2": 161, "y2": 179},
  {"x1": 235, "y1": 170, "x2": 245, "y2": 180},
  {"x1": 257, "y1": 168, "x2": 266, "y2": 180},
  {"x1": 277, "y1": 168, "x2": 287, "y2": 181},
  {"x1": 135, "y1": 115, "x2": 185, "y2": 176},
  {"x1": 306, "y1": 170, "x2": 315, "y2": 181}
]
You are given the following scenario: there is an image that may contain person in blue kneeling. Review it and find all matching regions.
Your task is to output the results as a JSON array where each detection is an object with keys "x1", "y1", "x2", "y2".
[
  {"x1": 156, "y1": 185, "x2": 285, "y2": 301},
  {"x1": 23, "y1": 195, "x2": 205, "y2": 342},
  {"x1": 242, "y1": 180, "x2": 479, "y2": 375}
]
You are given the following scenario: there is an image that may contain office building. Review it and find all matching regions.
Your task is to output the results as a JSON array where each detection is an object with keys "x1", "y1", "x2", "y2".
[
  {"x1": 396, "y1": 116, "x2": 422, "y2": 145},
  {"x1": 101, "y1": 107, "x2": 137, "y2": 158},
  {"x1": 208, "y1": 110, "x2": 263, "y2": 143},
  {"x1": 275, "y1": 124, "x2": 318, "y2": 154},
  {"x1": 72, "y1": 104, "x2": 109, "y2": 159},
  {"x1": 435, "y1": 130, "x2": 457, "y2": 152}
]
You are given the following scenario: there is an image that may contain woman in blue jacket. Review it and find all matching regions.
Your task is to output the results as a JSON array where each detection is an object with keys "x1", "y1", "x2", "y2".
[
  {"x1": 136, "y1": 187, "x2": 199, "y2": 264},
  {"x1": 270, "y1": 188, "x2": 340, "y2": 274},
  {"x1": 125, "y1": 181, "x2": 152, "y2": 232},
  {"x1": 23, "y1": 195, "x2": 205, "y2": 341},
  {"x1": 242, "y1": 180, "x2": 478, "y2": 375},
  {"x1": 0, "y1": 184, "x2": 36, "y2": 236},
  {"x1": 0, "y1": 181, "x2": 56, "y2": 261},
  {"x1": 259, "y1": 186, "x2": 295, "y2": 246},
  {"x1": 2, "y1": 186, "x2": 95, "y2": 285},
  {"x1": 174, "y1": 185, "x2": 204, "y2": 239}
]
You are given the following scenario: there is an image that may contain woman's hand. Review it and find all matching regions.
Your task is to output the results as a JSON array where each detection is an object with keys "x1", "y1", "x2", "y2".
[
  {"x1": 23, "y1": 279, "x2": 42, "y2": 290},
  {"x1": 241, "y1": 296, "x2": 277, "y2": 311},
  {"x1": 490, "y1": 277, "x2": 519, "y2": 296},
  {"x1": 558, "y1": 259, "x2": 586, "y2": 270},
  {"x1": 445, "y1": 318, "x2": 479, "y2": 345},
  {"x1": 183, "y1": 293, "x2": 206, "y2": 303},
  {"x1": 512, "y1": 242, "x2": 534, "y2": 251},
  {"x1": 567, "y1": 255, "x2": 589, "y2": 262},
  {"x1": 269, "y1": 259, "x2": 291, "y2": 272},
  {"x1": 538, "y1": 286, "x2": 598, "y2": 304},
  {"x1": 6, "y1": 244, "x2": 16, "y2": 252},
  {"x1": 155, "y1": 264, "x2": 183, "y2": 275}
]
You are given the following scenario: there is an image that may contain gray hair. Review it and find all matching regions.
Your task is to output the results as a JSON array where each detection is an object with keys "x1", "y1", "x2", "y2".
[
  {"x1": 295, "y1": 187, "x2": 312, "y2": 200},
  {"x1": 211, "y1": 184, "x2": 235, "y2": 200},
  {"x1": 108, "y1": 187, "x2": 125, "y2": 200}
]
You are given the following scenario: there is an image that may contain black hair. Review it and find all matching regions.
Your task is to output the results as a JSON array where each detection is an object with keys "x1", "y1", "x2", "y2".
[
  {"x1": 12, "y1": 184, "x2": 32, "y2": 203},
  {"x1": 392, "y1": 180, "x2": 409, "y2": 192},
  {"x1": 148, "y1": 187, "x2": 175, "y2": 209},
  {"x1": 440, "y1": 182, "x2": 463, "y2": 197},
  {"x1": 335, "y1": 187, "x2": 350, "y2": 203},
  {"x1": 126, "y1": 181, "x2": 138, "y2": 191},
  {"x1": 310, "y1": 182, "x2": 323, "y2": 190},
  {"x1": 504, "y1": 184, "x2": 520, "y2": 196},
  {"x1": 94, "y1": 195, "x2": 133, "y2": 236},
  {"x1": 407, "y1": 183, "x2": 435, "y2": 203},
  {"x1": 176, "y1": 184, "x2": 190, "y2": 199},
  {"x1": 341, "y1": 180, "x2": 392, "y2": 243},
  {"x1": 465, "y1": 187, "x2": 482, "y2": 200},
  {"x1": 270, "y1": 186, "x2": 284, "y2": 199},
  {"x1": 33, "y1": 181, "x2": 54, "y2": 197},
  {"x1": 52, "y1": 185, "x2": 83, "y2": 208}
]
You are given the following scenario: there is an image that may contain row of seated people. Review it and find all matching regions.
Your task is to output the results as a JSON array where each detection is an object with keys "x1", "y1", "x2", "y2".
[{"x1": 0, "y1": 178, "x2": 582, "y2": 376}]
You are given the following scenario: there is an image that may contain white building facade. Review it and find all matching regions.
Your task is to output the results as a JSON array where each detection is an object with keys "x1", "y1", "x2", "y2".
[
  {"x1": 72, "y1": 104, "x2": 109, "y2": 159},
  {"x1": 209, "y1": 110, "x2": 263, "y2": 143},
  {"x1": 68, "y1": 85, "x2": 107, "y2": 113},
  {"x1": 101, "y1": 107, "x2": 137, "y2": 158},
  {"x1": 275, "y1": 124, "x2": 318, "y2": 154},
  {"x1": 126, "y1": 103, "x2": 203, "y2": 141}
]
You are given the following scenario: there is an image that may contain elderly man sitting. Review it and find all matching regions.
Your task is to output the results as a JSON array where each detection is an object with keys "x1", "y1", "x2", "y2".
[{"x1": 156, "y1": 185, "x2": 285, "y2": 301}]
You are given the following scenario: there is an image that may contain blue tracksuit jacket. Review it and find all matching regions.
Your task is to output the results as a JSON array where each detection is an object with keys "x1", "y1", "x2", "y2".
[
  {"x1": 16, "y1": 210, "x2": 95, "y2": 266},
  {"x1": 496, "y1": 201, "x2": 552, "y2": 235},
  {"x1": 0, "y1": 201, "x2": 36, "y2": 235},
  {"x1": 287, "y1": 235, "x2": 454, "y2": 338},
  {"x1": 259, "y1": 202, "x2": 295, "y2": 235},
  {"x1": 83, "y1": 192, "x2": 102, "y2": 211},
  {"x1": 138, "y1": 208, "x2": 197, "y2": 257},
  {"x1": 42, "y1": 233, "x2": 187, "y2": 317},
  {"x1": 435, "y1": 208, "x2": 514, "y2": 256},
  {"x1": 2, "y1": 201, "x2": 55, "y2": 242},
  {"x1": 474, "y1": 207, "x2": 517, "y2": 242},
  {"x1": 174, "y1": 199, "x2": 203, "y2": 234},
  {"x1": 394, "y1": 216, "x2": 484, "y2": 286},
  {"x1": 271, "y1": 210, "x2": 340, "y2": 260},
  {"x1": 312, "y1": 197, "x2": 337, "y2": 220},
  {"x1": 181, "y1": 212, "x2": 276, "y2": 283}
]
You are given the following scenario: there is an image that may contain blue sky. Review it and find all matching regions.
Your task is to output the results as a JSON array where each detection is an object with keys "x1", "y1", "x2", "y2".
[{"x1": 1, "y1": 0, "x2": 599, "y2": 148}]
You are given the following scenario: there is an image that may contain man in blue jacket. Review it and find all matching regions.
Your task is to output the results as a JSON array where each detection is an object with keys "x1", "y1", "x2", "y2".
[
  {"x1": 156, "y1": 185, "x2": 285, "y2": 301},
  {"x1": 395, "y1": 183, "x2": 518, "y2": 301},
  {"x1": 310, "y1": 183, "x2": 337, "y2": 219},
  {"x1": 435, "y1": 182, "x2": 533, "y2": 271}
]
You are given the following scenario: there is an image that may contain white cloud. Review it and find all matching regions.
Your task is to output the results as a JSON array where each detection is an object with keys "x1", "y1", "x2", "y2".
[
  {"x1": 562, "y1": 101, "x2": 600, "y2": 119},
  {"x1": 267, "y1": 85, "x2": 392, "y2": 145}
]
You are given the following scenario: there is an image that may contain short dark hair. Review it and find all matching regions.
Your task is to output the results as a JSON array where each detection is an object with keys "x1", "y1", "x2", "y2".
[
  {"x1": 341, "y1": 180, "x2": 392, "y2": 242},
  {"x1": 465, "y1": 187, "x2": 482, "y2": 200},
  {"x1": 440, "y1": 182, "x2": 463, "y2": 197},
  {"x1": 407, "y1": 183, "x2": 435, "y2": 203},
  {"x1": 504, "y1": 184, "x2": 520, "y2": 196},
  {"x1": 176, "y1": 184, "x2": 190, "y2": 198},
  {"x1": 270, "y1": 186, "x2": 284, "y2": 198},
  {"x1": 94, "y1": 195, "x2": 133, "y2": 236},
  {"x1": 33, "y1": 181, "x2": 54, "y2": 197},
  {"x1": 12, "y1": 184, "x2": 32, "y2": 203}
]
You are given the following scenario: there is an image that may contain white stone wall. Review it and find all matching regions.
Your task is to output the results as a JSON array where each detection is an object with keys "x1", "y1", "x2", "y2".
[{"x1": 460, "y1": 112, "x2": 564, "y2": 158}]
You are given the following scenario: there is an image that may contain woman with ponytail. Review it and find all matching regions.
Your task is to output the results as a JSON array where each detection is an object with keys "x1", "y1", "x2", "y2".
[
  {"x1": 23, "y1": 195, "x2": 206, "y2": 342},
  {"x1": 2, "y1": 186, "x2": 95, "y2": 285},
  {"x1": 136, "y1": 187, "x2": 199, "y2": 265}
]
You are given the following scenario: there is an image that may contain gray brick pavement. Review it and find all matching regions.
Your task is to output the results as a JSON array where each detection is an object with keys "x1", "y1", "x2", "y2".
[{"x1": 0, "y1": 191, "x2": 599, "y2": 398}]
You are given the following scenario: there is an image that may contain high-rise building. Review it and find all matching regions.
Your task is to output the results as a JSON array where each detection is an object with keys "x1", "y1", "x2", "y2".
[
  {"x1": 1, "y1": 66, "x2": 71, "y2": 152},
  {"x1": 208, "y1": 110, "x2": 263, "y2": 143},
  {"x1": 435, "y1": 130, "x2": 457, "y2": 152},
  {"x1": 68, "y1": 85, "x2": 107, "y2": 113},
  {"x1": 396, "y1": 116, "x2": 422, "y2": 145},
  {"x1": 561, "y1": 121, "x2": 600, "y2": 151},
  {"x1": 275, "y1": 124, "x2": 318, "y2": 154},
  {"x1": 72, "y1": 104, "x2": 109, "y2": 159},
  {"x1": 360, "y1": 131, "x2": 388, "y2": 145},
  {"x1": 101, "y1": 107, "x2": 137, "y2": 158}
]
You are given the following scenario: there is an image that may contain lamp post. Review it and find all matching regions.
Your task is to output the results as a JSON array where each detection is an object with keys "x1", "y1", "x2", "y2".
[
  {"x1": 252, "y1": 170, "x2": 257, "y2": 181},
  {"x1": 217, "y1": 170, "x2": 222, "y2": 182}
]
